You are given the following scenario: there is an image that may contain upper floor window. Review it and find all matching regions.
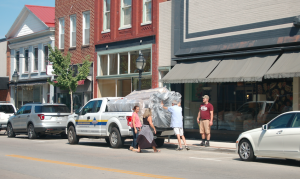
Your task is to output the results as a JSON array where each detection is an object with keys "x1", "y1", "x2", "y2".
[
  {"x1": 83, "y1": 11, "x2": 90, "y2": 45},
  {"x1": 44, "y1": 46, "x2": 48, "y2": 71},
  {"x1": 15, "y1": 51, "x2": 20, "y2": 72},
  {"x1": 24, "y1": 49, "x2": 29, "y2": 72},
  {"x1": 59, "y1": 18, "x2": 65, "y2": 49},
  {"x1": 34, "y1": 48, "x2": 38, "y2": 71},
  {"x1": 70, "y1": 15, "x2": 76, "y2": 47},
  {"x1": 103, "y1": 0, "x2": 111, "y2": 31},
  {"x1": 143, "y1": 0, "x2": 152, "y2": 24},
  {"x1": 120, "y1": 0, "x2": 131, "y2": 28}
]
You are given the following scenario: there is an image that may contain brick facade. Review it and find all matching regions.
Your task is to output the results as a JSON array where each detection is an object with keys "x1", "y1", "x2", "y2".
[
  {"x1": 94, "y1": 0, "x2": 167, "y2": 98},
  {"x1": 55, "y1": 0, "x2": 95, "y2": 65}
]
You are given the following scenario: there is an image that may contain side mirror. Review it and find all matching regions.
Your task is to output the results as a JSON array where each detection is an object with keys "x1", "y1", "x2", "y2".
[
  {"x1": 14, "y1": 112, "x2": 17, "y2": 116},
  {"x1": 262, "y1": 124, "x2": 267, "y2": 130}
]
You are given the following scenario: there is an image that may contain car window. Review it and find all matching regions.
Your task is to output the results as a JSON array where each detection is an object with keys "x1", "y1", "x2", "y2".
[
  {"x1": 268, "y1": 113, "x2": 295, "y2": 129},
  {"x1": 94, "y1": 100, "x2": 102, "y2": 112},
  {"x1": 35, "y1": 105, "x2": 70, "y2": 113},
  {"x1": 290, "y1": 113, "x2": 300, "y2": 128},
  {"x1": 0, "y1": 105, "x2": 15, "y2": 113},
  {"x1": 24, "y1": 106, "x2": 32, "y2": 114},
  {"x1": 17, "y1": 106, "x2": 26, "y2": 115},
  {"x1": 81, "y1": 101, "x2": 95, "y2": 115}
]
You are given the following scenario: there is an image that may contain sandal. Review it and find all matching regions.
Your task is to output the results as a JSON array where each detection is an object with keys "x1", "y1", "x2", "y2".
[
  {"x1": 154, "y1": 150, "x2": 161, "y2": 153},
  {"x1": 129, "y1": 146, "x2": 133, "y2": 151}
]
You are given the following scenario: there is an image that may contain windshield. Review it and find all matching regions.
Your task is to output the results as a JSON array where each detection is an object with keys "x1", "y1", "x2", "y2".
[
  {"x1": 0, "y1": 105, "x2": 15, "y2": 113},
  {"x1": 35, "y1": 105, "x2": 70, "y2": 113}
]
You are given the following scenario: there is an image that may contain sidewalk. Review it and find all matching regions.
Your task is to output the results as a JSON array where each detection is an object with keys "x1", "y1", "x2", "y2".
[{"x1": 164, "y1": 139, "x2": 236, "y2": 154}]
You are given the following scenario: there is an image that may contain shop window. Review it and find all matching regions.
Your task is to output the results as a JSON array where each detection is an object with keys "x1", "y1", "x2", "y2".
[
  {"x1": 120, "y1": 0, "x2": 132, "y2": 28},
  {"x1": 103, "y1": 0, "x2": 110, "y2": 31},
  {"x1": 70, "y1": 15, "x2": 76, "y2": 47},
  {"x1": 33, "y1": 48, "x2": 38, "y2": 71},
  {"x1": 98, "y1": 79, "x2": 116, "y2": 97},
  {"x1": 142, "y1": 0, "x2": 152, "y2": 24},
  {"x1": 59, "y1": 18, "x2": 65, "y2": 49},
  {"x1": 24, "y1": 50, "x2": 29, "y2": 72},
  {"x1": 83, "y1": 11, "x2": 90, "y2": 45},
  {"x1": 117, "y1": 79, "x2": 131, "y2": 97},
  {"x1": 109, "y1": 54, "x2": 118, "y2": 75},
  {"x1": 141, "y1": 49, "x2": 151, "y2": 72},
  {"x1": 119, "y1": 52, "x2": 128, "y2": 74},
  {"x1": 15, "y1": 51, "x2": 20, "y2": 72},
  {"x1": 100, "y1": 55, "x2": 108, "y2": 76},
  {"x1": 130, "y1": 51, "x2": 139, "y2": 73}
]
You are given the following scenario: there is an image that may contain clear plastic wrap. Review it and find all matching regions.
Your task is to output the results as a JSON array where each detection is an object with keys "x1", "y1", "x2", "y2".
[{"x1": 106, "y1": 87, "x2": 182, "y2": 128}]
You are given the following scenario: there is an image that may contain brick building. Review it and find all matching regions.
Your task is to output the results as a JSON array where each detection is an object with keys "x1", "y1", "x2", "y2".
[
  {"x1": 55, "y1": 0, "x2": 95, "y2": 110},
  {"x1": 94, "y1": 0, "x2": 170, "y2": 98}
]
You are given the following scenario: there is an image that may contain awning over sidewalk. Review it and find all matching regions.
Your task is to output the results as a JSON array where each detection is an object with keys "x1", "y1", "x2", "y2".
[
  {"x1": 206, "y1": 54, "x2": 279, "y2": 82},
  {"x1": 264, "y1": 51, "x2": 300, "y2": 79},
  {"x1": 161, "y1": 59, "x2": 221, "y2": 83}
]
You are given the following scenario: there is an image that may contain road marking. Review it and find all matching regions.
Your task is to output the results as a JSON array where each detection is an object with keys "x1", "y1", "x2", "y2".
[
  {"x1": 6, "y1": 155, "x2": 183, "y2": 179},
  {"x1": 190, "y1": 157, "x2": 221, "y2": 162}
]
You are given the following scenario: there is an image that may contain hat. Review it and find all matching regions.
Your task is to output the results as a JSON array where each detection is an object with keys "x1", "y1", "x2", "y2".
[{"x1": 202, "y1": 95, "x2": 209, "y2": 99}]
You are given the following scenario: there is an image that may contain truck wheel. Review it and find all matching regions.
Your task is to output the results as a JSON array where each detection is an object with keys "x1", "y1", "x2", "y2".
[
  {"x1": 155, "y1": 138, "x2": 165, "y2": 148},
  {"x1": 109, "y1": 127, "x2": 123, "y2": 148},
  {"x1": 7, "y1": 124, "x2": 15, "y2": 138},
  {"x1": 28, "y1": 124, "x2": 37, "y2": 139},
  {"x1": 68, "y1": 126, "x2": 79, "y2": 145}
]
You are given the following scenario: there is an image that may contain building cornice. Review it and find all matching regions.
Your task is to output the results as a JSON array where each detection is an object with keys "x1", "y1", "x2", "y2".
[{"x1": 9, "y1": 35, "x2": 54, "y2": 50}]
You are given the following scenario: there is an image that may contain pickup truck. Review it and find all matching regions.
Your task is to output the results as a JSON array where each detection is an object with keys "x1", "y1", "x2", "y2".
[{"x1": 66, "y1": 97, "x2": 174, "y2": 148}]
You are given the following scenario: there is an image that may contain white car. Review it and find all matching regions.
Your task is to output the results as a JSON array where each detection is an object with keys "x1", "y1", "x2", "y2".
[
  {"x1": 0, "y1": 102, "x2": 17, "y2": 131},
  {"x1": 236, "y1": 111, "x2": 300, "y2": 161}
]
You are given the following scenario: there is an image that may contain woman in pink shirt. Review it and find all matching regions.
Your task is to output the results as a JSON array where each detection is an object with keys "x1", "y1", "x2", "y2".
[{"x1": 130, "y1": 106, "x2": 142, "y2": 149}]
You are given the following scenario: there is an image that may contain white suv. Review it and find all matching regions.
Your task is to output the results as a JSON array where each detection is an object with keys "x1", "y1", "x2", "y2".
[{"x1": 0, "y1": 102, "x2": 17, "y2": 131}]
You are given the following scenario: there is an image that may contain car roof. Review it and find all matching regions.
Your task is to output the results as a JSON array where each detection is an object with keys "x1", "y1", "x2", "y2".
[{"x1": 24, "y1": 103, "x2": 67, "y2": 106}]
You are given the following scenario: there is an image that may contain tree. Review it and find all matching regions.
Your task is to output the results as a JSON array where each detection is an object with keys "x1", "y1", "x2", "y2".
[{"x1": 47, "y1": 45, "x2": 92, "y2": 113}]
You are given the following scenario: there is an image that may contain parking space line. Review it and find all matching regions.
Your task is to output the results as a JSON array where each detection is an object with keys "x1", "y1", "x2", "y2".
[
  {"x1": 189, "y1": 157, "x2": 222, "y2": 162},
  {"x1": 6, "y1": 154, "x2": 183, "y2": 179}
]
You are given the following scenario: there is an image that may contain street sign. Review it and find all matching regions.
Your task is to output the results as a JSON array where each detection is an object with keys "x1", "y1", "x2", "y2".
[{"x1": 46, "y1": 65, "x2": 55, "y2": 76}]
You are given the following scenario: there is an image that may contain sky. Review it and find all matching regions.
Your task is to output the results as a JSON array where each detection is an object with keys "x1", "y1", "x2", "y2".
[{"x1": 0, "y1": 0, "x2": 55, "y2": 39}]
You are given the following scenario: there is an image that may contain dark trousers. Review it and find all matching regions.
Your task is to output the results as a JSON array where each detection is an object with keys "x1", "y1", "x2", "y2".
[{"x1": 131, "y1": 128, "x2": 139, "y2": 147}]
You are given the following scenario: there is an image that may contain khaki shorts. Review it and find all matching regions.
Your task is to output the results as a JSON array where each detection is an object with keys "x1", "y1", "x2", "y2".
[{"x1": 200, "y1": 119, "x2": 210, "y2": 134}]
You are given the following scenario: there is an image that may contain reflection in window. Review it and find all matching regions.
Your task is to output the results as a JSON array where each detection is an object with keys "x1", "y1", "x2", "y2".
[
  {"x1": 100, "y1": 55, "x2": 108, "y2": 76},
  {"x1": 109, "y1": 54, "x2": 118, "y2": 75},
  {"x1": 130, "y1": 51, "x2": 139, "y2": 73},
  {"x1": 119, "y1": 52, "x2": 128, "y2": 74},
  {"x1": 141, "y1": 49, "x2": 151, "y2": 72},
  {"x1": 268, "y1": 113, "x2": 294, "y2": 129}
]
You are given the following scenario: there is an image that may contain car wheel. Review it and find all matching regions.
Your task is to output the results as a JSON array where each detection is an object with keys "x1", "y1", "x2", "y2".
[
  {"x1": 68, "y1": 126, "x2": 79, "y2": 144},
  {"x1": 7, "y1": 124, "x2": 15, "y2": 138},
  {"x1": 154, "y1": 138, "x2": 165, "y2": 148},
  {"x1": 109, "y1": 127, "x2": 123, "y2": 148},
  {"x1": 28, "y1": 124, "x2": 37, "y2": 139},
  {"x1": 238, "y1": 140, "x2": 255, "y2": 161}
]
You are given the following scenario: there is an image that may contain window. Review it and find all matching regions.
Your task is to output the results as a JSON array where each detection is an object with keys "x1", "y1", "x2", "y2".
[
  {"x1": 100, "y1": 55, "x2": 108, "y2": 76},
  {"x1": 83, "y1": 11, "x2": 90, "y2": 45},
  {"x1": 81, "y1": 101, "x2": 95, "y2": 115},
  {"x1": 24, "y1": 106, "x2": 32, "y2": 114},
  {"x1": 0, "y1": 105, "x2": 15, "y2": 113},
  {"x1": 119, "y1": 52, "x2": 128, "y2": 74},
  {"x1": 103, "y1": 0, "x2": 110, "y2": 31},
  {"x1": 35, "y1": 105, "x2": 70, "y2": 113},
  {"x1": 24, "y1": 49, "x2": 29, "y2": 72},
  {"x1": 59, "y1": 18, "x2": 65, "y2": 49},
  {"x1": 16, "y1": 106, "x2": 26, "y2": 115},
  {"x1": 121, "y1": 0, "x2": 132, "y2": 27},
  {"x1": 109, "y1": 54, "x2": 118, "y2": 75},
  {"x1": 94, "y1": 100, "x2": 103, "y2": 112},
  {"x1": 34, "y1": 48, "x2": 38, "y2": 71},
  {"x1": 143, "y1": 0, "x2": 152, "y2": 23},
  {"x1": 70, "y1": 15, "x2": 76, "y2": 47},
  {"x1": 44, "y1": 46, "x2": 48, "y2": 71},
  {"x1": 291, "y1": 113, "x2": 300, "y2": 128},
  {"x1": 268, "y1": 113, "x2": 295, "y2": 129},
  {"x1": 16, "y1": 51, "x2": 20, "y2": 72}
]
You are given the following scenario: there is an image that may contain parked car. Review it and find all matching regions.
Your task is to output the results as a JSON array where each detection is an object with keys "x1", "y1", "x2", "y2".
[
  {"x1": 66, "y1": 98, "x2": 174, "y2": 148},
  {"x1": 0, "y1": 102, "x2": 17, "y2": 131},
  {"x1": 7, "y1": 103, "x2": 71, "y2": 139},
  {"x1": 236, "y1": 111, "x2": 300, "y2": 161}
]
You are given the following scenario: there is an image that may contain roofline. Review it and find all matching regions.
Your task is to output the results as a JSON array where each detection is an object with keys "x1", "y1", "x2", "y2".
[
  {"x1": 6, "y1": 28, "x2": 54, "y2": 41},
  {"x1": 25, "y1": 5, "x2": 50, "y2": 29}
]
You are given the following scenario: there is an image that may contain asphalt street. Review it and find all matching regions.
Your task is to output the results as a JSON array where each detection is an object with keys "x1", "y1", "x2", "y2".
[{"x1": 0, "y1": 132, "x2": 299, "y2": 179}]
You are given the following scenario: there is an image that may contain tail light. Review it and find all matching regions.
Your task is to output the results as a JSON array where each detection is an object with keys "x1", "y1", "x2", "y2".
[
  {"x1": 126, "y1": 116, "x2": 132, "y2": 126},
  {"x1": 38, "y1": 114, "x2": 45, "y2": 120}
]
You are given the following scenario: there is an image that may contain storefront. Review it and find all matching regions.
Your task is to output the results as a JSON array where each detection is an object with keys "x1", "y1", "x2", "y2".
[{"x1": 96, "y1": 44, "x2": 152, "y2": 97}]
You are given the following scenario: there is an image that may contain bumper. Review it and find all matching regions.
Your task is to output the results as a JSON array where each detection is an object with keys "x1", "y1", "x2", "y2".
[{"x1": 35, "y1": 127, "x2": 66, "y2": 134}]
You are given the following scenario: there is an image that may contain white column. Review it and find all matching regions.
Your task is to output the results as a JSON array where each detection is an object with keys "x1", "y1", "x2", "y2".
[
  {"x1": 42, "y1": 84, "x2": 48, "y2": 103},
  {"x1": 38, "y1": 43, "x2": 43, "y2": 74},
  {"x1": 293, "y1": 77, "x2": 300, "y2": 110},
  {"x1": 49, "y1": 84, "x2": 54, "y2": 103},
  {"x1": 10, "y1": 87, "x2": 15, "y2": 105},
  {"x1": 10, "y1": 50, "x2": 15, "y2": 78}
]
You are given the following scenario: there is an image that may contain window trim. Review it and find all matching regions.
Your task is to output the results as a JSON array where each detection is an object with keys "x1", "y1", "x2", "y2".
[
  {"x1": 82, "y1": 11, "x2": 90, "y2": 45},
  {"x1": 142, "y1": 0, "x2": 152, "y2": 25},
  {"x1": 70, "y1": 15, "x2": 77, "y2": 47},
  {"x1": 103, "y1": 0, "x2": 110, "y2": 31},
  {"x1": 120, "y1": 0, "x2": 132, "y2": 29},
  {"x1": 59, "y1": 18, "x2": 65, "y2": 49}
]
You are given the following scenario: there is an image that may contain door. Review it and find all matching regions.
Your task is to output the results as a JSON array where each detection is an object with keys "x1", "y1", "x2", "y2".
[
  {"x1": 20, "y1": 106, "x2": 32, "y2": 130},
  {"x1": 76, "y1": 100, "x2": 96, "y2": 135},
  {"x1": 13, "y1": 106, "x2": 26, "y2": 131},
  {"x1": 257, "y1": 113, "x2": 295, "y2": 158},
  {"x1": 282, "y1": 113, "x2": 300, "y2": 159},
  {"x1": 88, "y1": 100, "x2": 103, "y2": 135}
]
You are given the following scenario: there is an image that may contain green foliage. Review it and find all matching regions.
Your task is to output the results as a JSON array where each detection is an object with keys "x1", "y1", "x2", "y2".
[{"x1": 47, "y1": 45, "x2": 92, "y2": 93}]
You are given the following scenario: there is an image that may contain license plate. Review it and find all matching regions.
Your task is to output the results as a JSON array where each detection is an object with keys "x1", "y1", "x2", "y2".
[{"x1": 52, "y1": 117, "x2": 62, "y2": 121}]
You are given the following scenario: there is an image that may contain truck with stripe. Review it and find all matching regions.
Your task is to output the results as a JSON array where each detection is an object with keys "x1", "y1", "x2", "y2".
[{"x1": 66, "y1": 97, "x2": 173, "y2": 148}]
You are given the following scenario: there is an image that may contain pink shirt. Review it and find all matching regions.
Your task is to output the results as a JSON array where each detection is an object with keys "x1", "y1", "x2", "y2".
[{"x1": 130, "y1": 112, "x2": 142, "y2": 128}]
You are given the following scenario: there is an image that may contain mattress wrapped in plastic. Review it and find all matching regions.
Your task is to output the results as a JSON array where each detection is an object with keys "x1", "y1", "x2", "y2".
[{"x1": 106, "y1": 87, "x2": 182, "y2": 128}]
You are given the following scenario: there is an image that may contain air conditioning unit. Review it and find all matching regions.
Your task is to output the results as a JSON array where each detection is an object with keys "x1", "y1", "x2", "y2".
[{"x1": 293, "y1": 16, "x2": 300, "y2": 27}]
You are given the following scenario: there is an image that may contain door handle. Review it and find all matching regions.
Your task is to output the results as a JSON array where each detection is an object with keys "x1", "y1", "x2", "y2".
[
  {"x1": 27, "y1": 115, "x2": 30, "y2": 118},
  {"x1": 276, "y1": 130, "x2": 283, "y2": 134},
  {"x1": 87, "y1": 116, "x2": 90, "y2": 120}
]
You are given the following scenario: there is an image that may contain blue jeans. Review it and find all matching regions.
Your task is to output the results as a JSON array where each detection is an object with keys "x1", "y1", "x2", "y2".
[{"x1": 132, "y1": 128, "x2": 139, "y2": 147}]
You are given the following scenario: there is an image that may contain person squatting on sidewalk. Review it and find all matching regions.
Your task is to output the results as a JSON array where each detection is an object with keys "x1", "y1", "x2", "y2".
[
  {"x1": 162, "y1": 101, "x2": 190, "y2": 151},
  {"x1": 130, "y1": 108, "x2": 160, "y2": 153},
  {"x1": 129, "y1": 106, "x2": 142, "y2": 150},
  {"x1": 197, "y1": 95, "x2": 214, "y2": 147}
]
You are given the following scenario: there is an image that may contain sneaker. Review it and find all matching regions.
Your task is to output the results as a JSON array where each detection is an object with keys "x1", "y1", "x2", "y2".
[
  {"x1": 200, "y1": 141, "x2": 205, "y2": 146},
  {"x1": 185, "y1": 146, "x2": 190, "y2": 150},
  {"x1": 205, "y1": 141, "x2": 210, "y2": 147},
  {"x1": 176, "y1": 147, "x2": 183, "y2": 151}
]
